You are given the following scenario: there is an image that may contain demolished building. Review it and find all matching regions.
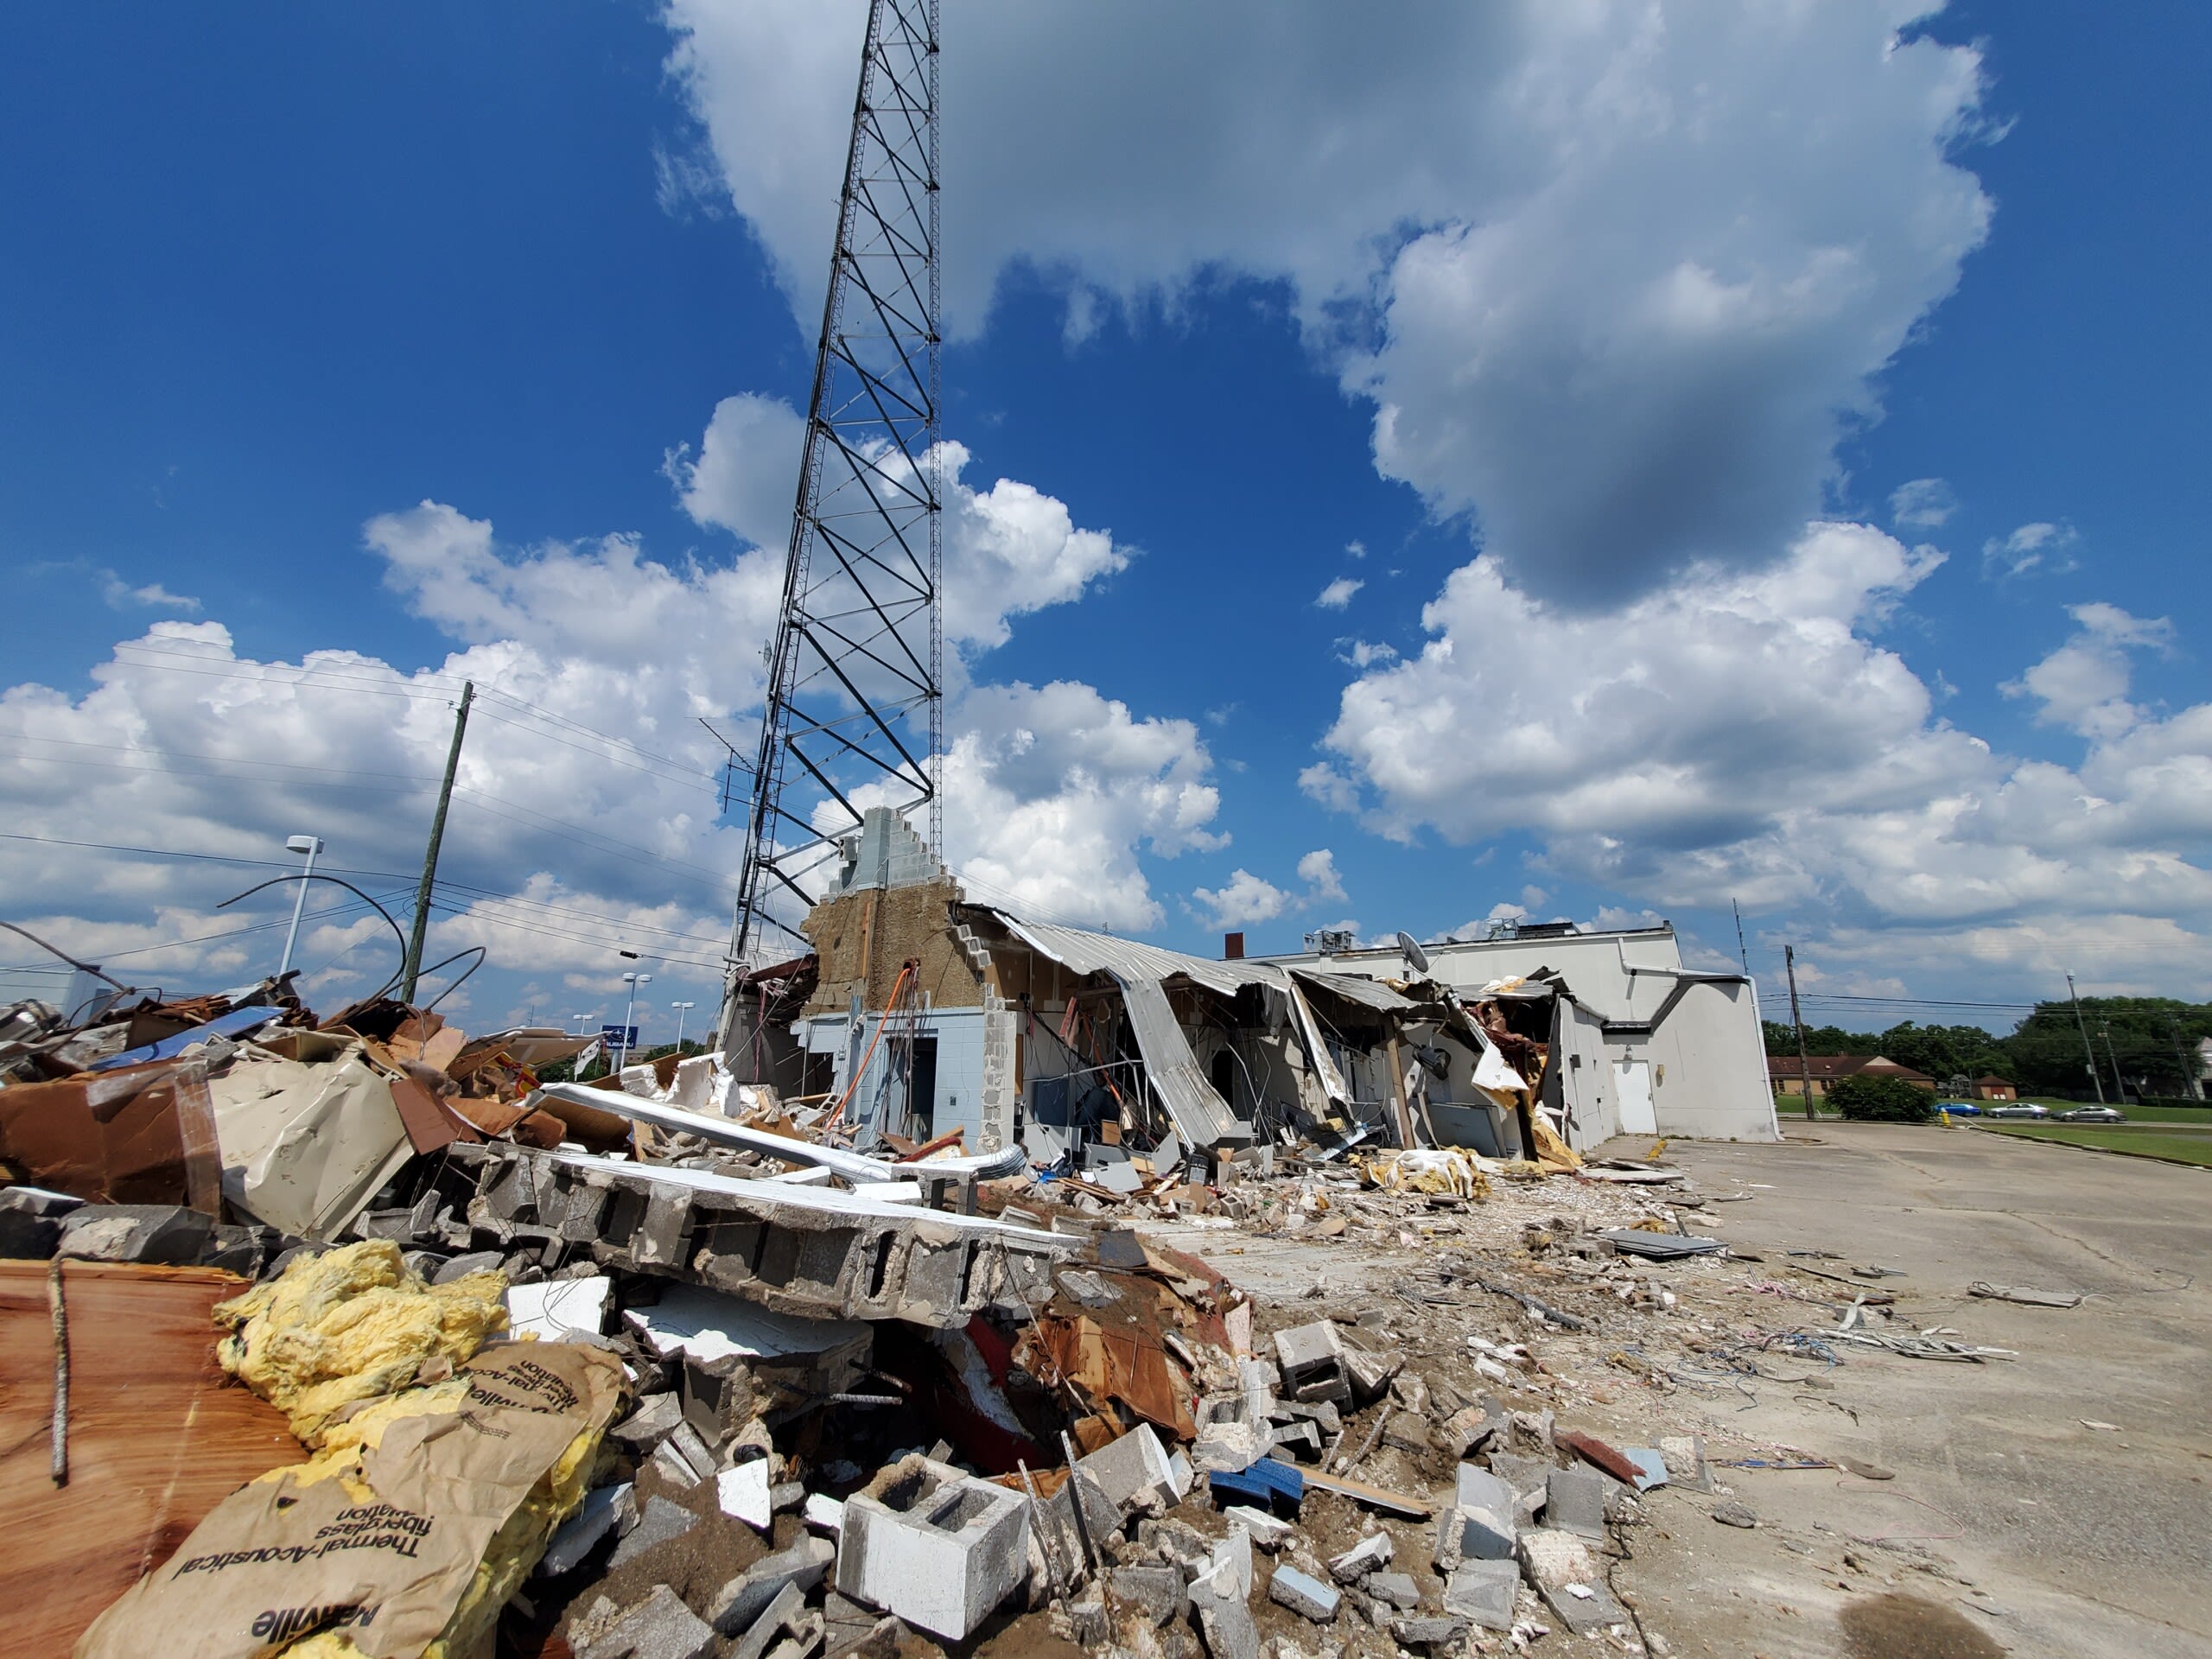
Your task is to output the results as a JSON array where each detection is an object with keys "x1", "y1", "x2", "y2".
[
  {"x1": 721, "y1": 808, "x2": 1770, "y2": 1181},
  {"x1": 1264, "y1": 925, "x2": 1780, "y2": 1145}
]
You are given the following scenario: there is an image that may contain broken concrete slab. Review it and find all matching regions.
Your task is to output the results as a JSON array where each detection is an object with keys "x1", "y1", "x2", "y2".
[
  {"x1": 443, "y1": 1140, "x2": 1070, "y2": 1328},
  {"x1": 1395, "y1": 1614, "x2": 1471, "y2": 1649},
  {"x1": 506, "y1": 1274, "x2": 611, "y2": 1341},
  {"x1": 575, "y1": 1584, "x2": 716, "y2": 1659},
  {"x1": 1442, "y1": 1558, "x2": 1519, "y2": 1631},
  {"x1": 1222, "y1": 1505, "x2": 1294, "y2": 1549},
  {"x1": 731, "y1": 1580, "x2": 809, "y2": 1659},
  {"x1": 1194, "y1": 1527, "x2": 1254, "y2": 1600},
  {"x1": 1268, "y1": 1563, "x2": 1341, "y2": 1622},
  {"x1": 1516, "y1": 1528, "x2": 1628, "y2": 1635},
  {"x1": 610, "y1": 1391, "x2": 683, "y2": 1454},
  {"x1": 1366, "y1": 1572, "x2": 1421, "y2": 1611},
  {"x1": 1546, "y1": 1466, "x2": 1609, "y2": 1541},
  {"x1": 608, "y1": 1495, "x2": 699, "y2": 1569},
  {"x1": 710, "y1": 1537, "x2": 837, "y2": 1636},
  {"x1": 539, "y1": 1482, "x2": 636, "y2": 1577},
  {"x1": 835, "y1": 1456, "x2": 1031, "y2": 1640},
  {"x1": 55, "y1": 1205, "x2": 213, "y2": 1265},
  {"x1": 1192, "y1": 1418, "x2": 1268, "y2": 1475},
  {"x1": 719, "y1": 1458, "x2": 774, "y2": 1531},
  {"x1": 1190, "y1": 1580, "x2": 1261, "y2": 1659},
  {"x1": 1111, "y1": 1563, "x2": 1188, "y2": 1626},
  {"x1": 1327, "y1": 1531, "x2": 1393, "y2": 1583}
]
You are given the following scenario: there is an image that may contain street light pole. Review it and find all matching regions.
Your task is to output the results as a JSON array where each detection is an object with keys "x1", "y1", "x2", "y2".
[
  {"x1": 2066, "y1": 973, "x2": 2105, "y2": 1103},
  {"x1": 620, "y1": 972, "x2": 651, "y2": 1074},
  {"x1": 671, "y1": 1001, "x2": 696, "y2": 1052},
  {"x1": 276, "y1": 835, "x2": 324, "y2": 984}
]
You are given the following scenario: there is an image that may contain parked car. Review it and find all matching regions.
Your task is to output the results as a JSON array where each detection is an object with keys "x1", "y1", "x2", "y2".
[
  {"x1": 2055, "y1": 1105, "x2": 2126, "y2": 1123},
  {"x1": 1985, "y1": 1103, "x2": 2050, "y2": 1119},
  {"x1": 1937, "y1": 1101, "x2": 1981, "y2": 1116}
]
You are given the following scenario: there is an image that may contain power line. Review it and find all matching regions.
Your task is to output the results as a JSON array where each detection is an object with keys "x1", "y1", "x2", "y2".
[{"x1": 0, "y1": 830, "x2": 416, "y2": 882}]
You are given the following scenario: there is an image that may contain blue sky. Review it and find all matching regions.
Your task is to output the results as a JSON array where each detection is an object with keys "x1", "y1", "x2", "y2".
[{"x1": 3, "y1": 2, "x2": 2207, "y2": 1043}]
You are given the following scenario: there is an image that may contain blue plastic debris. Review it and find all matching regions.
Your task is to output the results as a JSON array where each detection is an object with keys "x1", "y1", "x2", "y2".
[
  {"x1": 1210, "y1": 1458, "x2": 1304, "y2": 1516},
  {"x1": 87, "y1": 1006, "x2": 283, "y2": 1071}
]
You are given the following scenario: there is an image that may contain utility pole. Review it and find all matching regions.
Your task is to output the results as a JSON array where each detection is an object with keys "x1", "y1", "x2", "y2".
[
  {"x1": 2099, "y1": 1019, "x2": 2128, "y2": 1104},
  {"x1": 2166, "y1": 1015, "x2": 2204, "y2": 1102},
  {"x1": 1784, "y1": 944, "x2": 1815, "y2": 1120},
  {"x1": 2066, "y1": 972, "x2": 2105, "y2": 1103},
  {"x1": 400, "y1": 680, "x2": 473, "y2": 1003}
]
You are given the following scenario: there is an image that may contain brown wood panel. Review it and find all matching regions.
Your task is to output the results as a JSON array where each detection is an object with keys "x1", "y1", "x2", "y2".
[{"x1": 0, "y1": 1262, "x2": 302, "y2": 1657}]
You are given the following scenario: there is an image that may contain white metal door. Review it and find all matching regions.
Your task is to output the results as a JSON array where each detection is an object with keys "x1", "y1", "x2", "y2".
[{"x1": 1614, "y1": 1058, "x2": 1657, "y2": 1135}]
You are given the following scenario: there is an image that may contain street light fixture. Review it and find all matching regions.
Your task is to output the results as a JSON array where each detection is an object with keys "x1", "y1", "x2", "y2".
[
  {"x1": 671, "y1": 1001, "x2": 696, "y2": 1052},
  {"x1": 276, "y1": 834, "x2": 325, "y2": 983},
  {"x1": 620, "y1": 971, "x2": 652, "y2": 1072}
]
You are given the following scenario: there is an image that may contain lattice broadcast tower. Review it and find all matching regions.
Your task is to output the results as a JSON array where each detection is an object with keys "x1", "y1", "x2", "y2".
[{"x1": 715, "y1": 0, "x2": 943, "y2": 1049}]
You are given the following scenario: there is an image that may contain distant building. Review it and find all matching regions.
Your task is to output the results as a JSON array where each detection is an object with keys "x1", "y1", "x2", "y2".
[
  {"x1": 1769, "y1": 1054, "x2": 1936, "y2": 1097},
  {"x1": 1974, "y1": 1075, "x2": 2018, "y2": 1102}
]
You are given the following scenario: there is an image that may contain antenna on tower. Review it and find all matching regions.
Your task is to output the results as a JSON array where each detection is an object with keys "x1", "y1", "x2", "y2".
[{"x1": 717, "y1": 0, "x2": 942, "y2": 1038}]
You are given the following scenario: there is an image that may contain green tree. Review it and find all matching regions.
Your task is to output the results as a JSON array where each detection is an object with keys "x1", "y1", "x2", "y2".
[
  {"x1": 2001, "y1": 999, "x2": 2212, "y2": 1098},
  {"x1": 1872, "y1": 1021, "x2": 2010, "y2": 1084},
  {"x1": 1762, "y1": 1020, "x2": 1879, "y2": 1058},
  {"x1": 1828, "y1": 1072, "x2": 1934, "y2": 1123}
]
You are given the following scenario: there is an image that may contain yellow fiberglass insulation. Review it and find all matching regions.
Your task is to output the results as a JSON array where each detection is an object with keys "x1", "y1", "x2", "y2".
[
  {"x1": 213, "y1": 1237, "x2": 509, "y2": 1446},
  {"x1": 257, "y1": 1372, "x2": 619, "y2": 1659}
]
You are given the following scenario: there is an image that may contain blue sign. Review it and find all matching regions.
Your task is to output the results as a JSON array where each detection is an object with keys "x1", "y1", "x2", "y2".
[{"x1": 601, "y1": 1024, "x2": 639, "y2": 1048}]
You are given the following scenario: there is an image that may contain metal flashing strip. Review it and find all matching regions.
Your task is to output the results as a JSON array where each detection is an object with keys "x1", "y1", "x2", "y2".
[
  {"x1": 1285, "y1": 979, "x2": 1352, "y2": 1109},
  {"x1": 1114, "y1": 973, "x2": 1248, "y2": 1147},
  {"x1": 534, "y1": 1082, "x2": 1027, "y2": 1185}
]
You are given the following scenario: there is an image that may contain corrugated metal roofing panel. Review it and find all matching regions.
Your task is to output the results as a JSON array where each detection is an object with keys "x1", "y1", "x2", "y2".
[
  {"x1": 1116, "y1": 974, "x2": 1247, "y2": 1147},
  {"x1": 989, "y1": 913, "x2": 1287, "y2": 998}
]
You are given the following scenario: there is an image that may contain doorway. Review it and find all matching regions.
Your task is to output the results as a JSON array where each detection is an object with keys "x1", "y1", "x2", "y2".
[
  {"x1": 1210, "y1": 1048, "x2": 1236, "y2": 1111},
  {"x1": 906, "y1": 1037, "x2": 938, "y2": 1139},
  {"x1": 1613, "y1": 1057, "x2": 1656, "y2": 1135}
]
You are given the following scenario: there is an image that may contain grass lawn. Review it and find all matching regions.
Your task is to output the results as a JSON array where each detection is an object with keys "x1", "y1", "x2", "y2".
[{"x1": 1980, "y1": 1122, "x2": 2212, "y2": 1167}]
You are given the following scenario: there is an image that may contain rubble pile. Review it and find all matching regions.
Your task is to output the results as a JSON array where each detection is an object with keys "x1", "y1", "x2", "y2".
[{"x1": 3, "y1": 963, "x2": 1995, "y2": 1658}]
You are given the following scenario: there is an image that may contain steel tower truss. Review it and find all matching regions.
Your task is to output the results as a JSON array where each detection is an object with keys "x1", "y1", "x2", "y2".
[{"x1": 724, "y1": 0, "x2": 941, "y2": 985}]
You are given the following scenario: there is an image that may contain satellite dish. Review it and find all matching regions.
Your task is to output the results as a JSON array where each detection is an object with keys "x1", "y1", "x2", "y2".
[{"x1": 1396, "y1": 931, "x2": 1431, "y2": 975}]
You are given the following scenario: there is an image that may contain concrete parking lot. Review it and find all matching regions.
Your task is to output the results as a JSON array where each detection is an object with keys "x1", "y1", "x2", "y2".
[{"x1": 1629, "y1": 1122, "x2": 2212, "y2": 1658}]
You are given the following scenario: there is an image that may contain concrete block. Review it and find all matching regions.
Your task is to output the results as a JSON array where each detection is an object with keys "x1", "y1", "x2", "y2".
[
  {"x1": 1135, "y1": 1515, "x2": 1213, "y2": 1579},
  {"x1": 55, "y1": 1205, "x2": 213, "y2": 1265},
  {"x1": 709, "y1": 1537, "x2": 836, "y2": 1636},
  {"x1": 1167, "y1": 1447, "x2": 1195, "y2": 1498},
  {"x1": 1340, "y1": 1346, "x2": 1401, "y2": 1403},
  {"x1": 835, "y1": 1457, "x2": 1031, "y2": 1640},
  {"x1": 1221, "y1": 1505, "x2": 1293, "y2": 1549},
  {"x1": 538, "y1": 1483, "x2": 635, "y2": 1577},
  {"x1": 1547, "y1": 1467, "x2": 1608, "y2": 1541},
  {"x1": 1273, "y1": 1398, "x2": 1338, "y2": 1435},
  {"x1": 1273, "y1": 1420, "x2": 1324, "y2": 1458},
  {"x1": 608, "y1": 1495, "x2": 697, "y2": 1570},
  {"x1": 1442, "y1": 1559, "x2": 1519, "y2": 1631},
  {"x1": 1110, "y1": 1563, "x2": 1188, "y2": 1625},
  {"x1": 1272, "y1": 1319, "x2": 1343, "y2": 1382},
  {"x1": 1437, "y1": 1501, "x2": 1516, "y2": 1566},
  {"x1": 576, "y1": 1585, "x2": 715, "y2": 1659},
  {"x1": 719, "y1": 1459, "x2": 774, "y2": 1531},
  {"x1": 1395, "y1": 1614, "x2": 1471, "y2": 1649},
  {"x1": 1192, "y1": 1419, "x2": 1267, "y2": 1474},
  {"x1": 1657, "y1": 1433, "x2": 1709, "y2": 1491},
  {"x1": 1328, "y1": 1531, "x2": 1393, "y2": 1582},
  {"x1": 804, "y1": 1493, "x2": 846, "y2": 1536},
  {"x1": 1268, "y1": 1563, "x2": 1340, "y2": 1622},
  {"x1": 1366, "y1": 1572, "x2": 1421, "y2": 1611},
  {"x1": 1074, "y1": 1423, "x2": 1178, "y2": 1516},
  {"x1": 1190, "y1": 1581, "x2": 1261, "y2": 1659},
  {"x1": 1033, "y1": 1467, "x2": 1118, "y2": 1588}
]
